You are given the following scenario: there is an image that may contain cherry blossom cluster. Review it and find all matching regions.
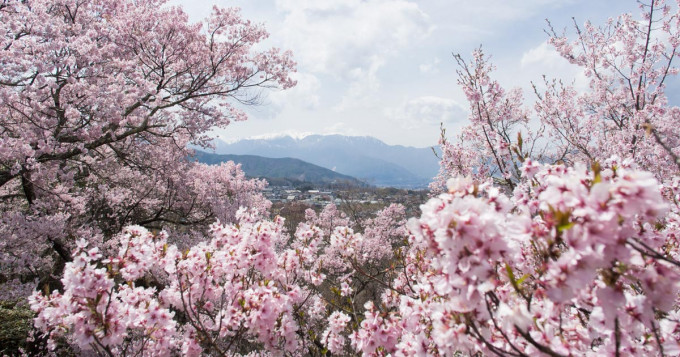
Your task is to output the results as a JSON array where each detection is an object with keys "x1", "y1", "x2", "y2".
[
  {"x1": 341, "y1": 160, "x2": 680, "y2": 356},
  {"x1": 0, "y1": 0, "x2": 295, "y2": 299},
  {"x1": 30, "y1": 209, "x2": 320, "y2": 355},
  {"x1": 20, "y1": 1, "x2": 680, "y2": 356}
]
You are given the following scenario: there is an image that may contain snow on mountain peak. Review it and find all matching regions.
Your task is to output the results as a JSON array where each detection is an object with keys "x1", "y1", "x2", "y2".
[{"x1": 215, "y1": 131, "x2": 315, "y2": 144}]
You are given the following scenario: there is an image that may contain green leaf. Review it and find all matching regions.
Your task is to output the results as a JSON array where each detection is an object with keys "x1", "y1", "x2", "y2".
[
  {"x1": 516, "y1": 274, "x2": 530, "y2": 286},
  {"x1": 506, "y1": 264, "x2": 528, "y2": 294},
  {"x1": 591, "y1": 161, "x2": 602, "y2": 185},
  {"x1": 505, "y1": 264, "x2": 516, "y2": 283},
  {"x1": 557, "y1": 221, "x2": 575, "y2": 232}
]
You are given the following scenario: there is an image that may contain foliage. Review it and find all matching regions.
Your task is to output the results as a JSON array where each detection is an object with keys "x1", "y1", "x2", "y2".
[{"x1": 0, "y1": 301, "x2": 35, "y2": 355}]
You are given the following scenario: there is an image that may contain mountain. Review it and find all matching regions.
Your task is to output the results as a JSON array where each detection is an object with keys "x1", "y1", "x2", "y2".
[
  {"x1": 212, "y1": 134, "x2": 440, "y2": 188},
  {"x1": 194, "y1": 151, "x2": 365, "y2": 186}
]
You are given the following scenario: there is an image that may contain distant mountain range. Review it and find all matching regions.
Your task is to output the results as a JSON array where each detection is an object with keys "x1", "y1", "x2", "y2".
[
  {"x1": 194, "y1": 151, "x2": 365, "y2": 187},
  {"x1": 211, "y1": 134, "x2": 441, "y2": 188}
]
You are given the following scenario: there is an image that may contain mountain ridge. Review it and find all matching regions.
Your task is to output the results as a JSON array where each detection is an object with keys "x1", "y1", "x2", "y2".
[
  {"x1": 212, "y1": 134, "x2": 440, "y2": 188},
  {"x1": 194, "y1": 151, "x2": 365, "y2": 187}
]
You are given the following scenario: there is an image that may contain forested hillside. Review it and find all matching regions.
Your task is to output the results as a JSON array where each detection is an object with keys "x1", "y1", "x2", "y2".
[{"x1": 194, "y1": 151, "x2": 365, "y2": 186}]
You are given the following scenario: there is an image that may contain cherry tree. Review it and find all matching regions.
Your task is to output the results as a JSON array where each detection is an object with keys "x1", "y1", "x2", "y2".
[
  {"x1": 25, "y1": 0, "x2": 680, "y2": 356},
  {"x1": 434, "y1": 1, "x2": 680, "y2": 192},
  {"x1": 30, "y1": 211, "x2": 318, "y2": 356},
  {"x1": 360, "y1": 0, "x2": 680, "y2": 355},
  {"x1": 0, "y1": 0, "x2": 295, "y2": 296},
  {"x1": 29, "y1": 200, "x2": 413, "y2": 355},
  {"x1": 537, "y1": 0, "x2": 680, "y2": 178}
]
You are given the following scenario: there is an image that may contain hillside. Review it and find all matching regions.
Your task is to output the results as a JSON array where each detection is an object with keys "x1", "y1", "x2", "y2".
[
  {"x1": 193, "y1": 151, "x2": 365, "y2": 186},
  {"x1": 213, "y1": 134, "x2": 440, "y2": 188}
]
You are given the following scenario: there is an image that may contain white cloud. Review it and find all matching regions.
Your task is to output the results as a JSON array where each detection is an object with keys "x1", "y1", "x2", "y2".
[
  {"x1": 333, "y1": 55, "x2": 385, "y2": 110},
  {"x1": 275, "y1": 0, "x2": 432, "y2": 107},
  {"x1": 247, "y1": 131, "x2": 315, "y2": 140},
  {"x1": 320, "y1": 121, "x2": 356, "y2": 136},
  {"x1": 519, "y1": 41, "x2": 588, "y2": 91},
  {"x1": 520, "y1": 41, "x2": 566, "y2": 69},
  {"x1": 268, "y1": 72, "x2": 322, "y2": 110},
  {"x1": 434, "y1": 0, "x2": 576, "y2": 22},
  {"x1": 167, "y1": 0, "x2": 642, "y2": 147},
  {"x1": 215, "y1": 130, "x2": 316, "y2": 144},
  {"x1": 419, "y1": 57, "x2": 441, "y2": 74},
  {"x1": 385, "y1": 96, "x2": 468, "y2": 129}
]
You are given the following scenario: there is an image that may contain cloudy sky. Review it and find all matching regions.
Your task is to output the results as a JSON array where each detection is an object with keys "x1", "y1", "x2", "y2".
[{"x1": 170, "y1": 0, "x2": 638, "y2": 148}]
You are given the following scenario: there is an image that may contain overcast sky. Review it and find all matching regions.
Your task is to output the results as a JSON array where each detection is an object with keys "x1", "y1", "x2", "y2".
[{"x1": 170, "y1": 0, "x2": 638, "y2": 148}]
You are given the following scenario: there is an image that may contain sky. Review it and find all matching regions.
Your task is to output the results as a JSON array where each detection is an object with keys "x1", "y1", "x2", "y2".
[{"x1": 169, "y1": 0, "x2": 640, "y2": 148}]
